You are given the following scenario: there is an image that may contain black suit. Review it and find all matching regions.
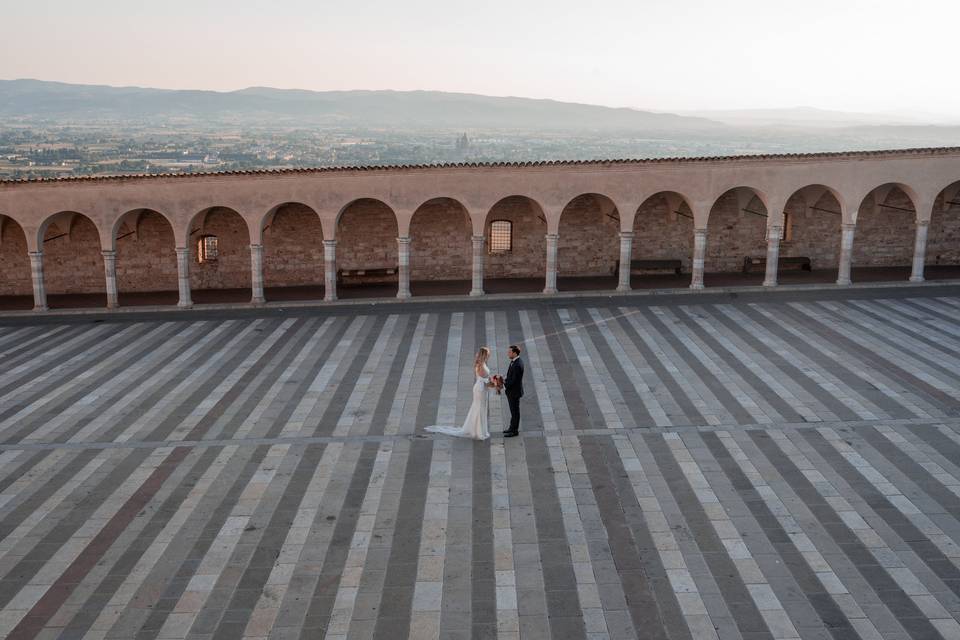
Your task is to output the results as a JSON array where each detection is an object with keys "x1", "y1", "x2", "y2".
[{"x1": 504, "y1": 356, "x2": 524, "y2": 433}]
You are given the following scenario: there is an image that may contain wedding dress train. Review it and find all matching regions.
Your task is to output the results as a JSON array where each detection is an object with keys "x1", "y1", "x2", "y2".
[{"x1": 425, "y1": 364, "x2": 491, "y2": 440}]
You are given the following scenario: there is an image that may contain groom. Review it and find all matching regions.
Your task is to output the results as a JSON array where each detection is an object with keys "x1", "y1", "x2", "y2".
[{"x1": 502, "y1": 345, "x2": 524, "y2": 437}]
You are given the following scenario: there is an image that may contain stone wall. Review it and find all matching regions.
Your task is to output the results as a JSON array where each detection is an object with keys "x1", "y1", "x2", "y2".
[
  {"x1": 782, "y1": 192, "x2": 842, "y2": 270},
  {"x1": 558, "y1": 194, "x2": 620, "y2": 277},
  {"x1": 116, "y1": 211, "x2": 178, "y2": 293},
  {"x1": 484, "y1": 196, "x2": 546, "y2": 279},
  {"x1": 632, "y1": 195, "x2": 695, "y2": 271},
  {"x1": 410, "y1": 199, "x2": 472, "y2": 281},
  {"x1": 0, "y1": 218, "x2": 31, "y2": 296},
  {"x1": 926, "y1": 195, "x2": 960, "y2": 265},
  {"x1": 263, "y1": 204, "x2": 325, "y2": 286},
  {"x1": 44, "y1": 215, "x2": 105, "y2": 295},
  {"x1": 336, "y1": 199, "x2": 399, "y2": 282},
  {"x1": 852, "y1": 188, "x2": 914, "y2": 267},
  {"x1": 705, "y1": 192, "x2": 766, "y2": 272},
  {"x1": 189, "y1": 208, "x2": 251, "y2": 290}
]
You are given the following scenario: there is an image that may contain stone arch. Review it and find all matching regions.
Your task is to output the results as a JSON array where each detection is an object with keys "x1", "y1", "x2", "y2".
[
  {"x1": 261, "y1": 202, "x2": 325, "y2": 297},
  {"x1": 409, "y1": 198, "x2": 472, "y2": 291},
  {"x1": 112, "y1": 208, "x2": 178, "y2": 298},
  {"x1": 187, "y1": 207, "x2": 252, "y2": 292},
  {"x1": 336, "y1": 198, "x2": 400, "y2": 296},
  {"x1": 0, "y1": 214, "x2": 31, "y2": 298},
  {"x1": 37, "y1": 211, "x2": 105, "y2": 297},
  {"x1": 852, "y1": 183, "x2": 917, "y2": 270},
  {"x1": 557, "y1": 193, "x2": 620, "y2": 288},
  {"x1": 483, "y1": 195, "x2": 547, "y2": 289},
  {"x1": 781, "y1": 186, "x2": 843, "y2": 273},
  {"x1": 705, "y1": 187, "x2": 768, "y2": 273},
  {"x1": 633, "y1": 191, "x2": 696, "y2": 275},
  {"x1": 926, "y1": 179, "x2": 960, "y2": 272}
]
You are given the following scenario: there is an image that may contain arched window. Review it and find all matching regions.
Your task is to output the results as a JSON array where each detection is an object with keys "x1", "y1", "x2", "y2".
[
  {"x1": 781, "y1": 212, "x2": 793, "y2": 242},
  {"x1": 489, "y1": 220, "x2": 512, "y2": 254},
  {"x1": 197, "y1": 235, "x2": 219, "y2": 263}
]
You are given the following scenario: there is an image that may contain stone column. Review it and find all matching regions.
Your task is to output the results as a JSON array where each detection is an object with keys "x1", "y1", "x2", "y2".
[
  {"x1": 323, "y1": 239, "x2": 337, "y2": 301},
  {"x1": 836, "y1": 223, "x2": 855, "y2": 285},
  {"x1": 397, "y1": 236, "x2": 411, "y2": 299},
  {"x1": 470, "y1": 234, "x2": 485, "y2": 296},
  {"x1": 763, "y1": 225, "x2": 782, "y2": 287},
  {"x1": 543, "y1": 233, "x2": 559, "y2": 294},
  {"x1": 909, "y1": 220, "x2": 929, "y2": 283},
  {"x1": 175, "y1": 247, "x2": 193, "y2": 308},
  {"x1": 617, "y1": 231, "x2": 633, "y2": 292},
  {"x1": 102, "y1": 249, "x2": 119, "y2": 308},
  {"x1": 250, "y1": 243, "x2": 265, "y2": 305},
  {"x1": 690, "y1": 228, "x2": 708, "y2": 289},
  {"x1": 28, "y1": 250, "x2": 48, "y2": 312}
]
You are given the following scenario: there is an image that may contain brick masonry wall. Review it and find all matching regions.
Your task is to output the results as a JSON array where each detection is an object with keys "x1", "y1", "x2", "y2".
[
  {"x1": 782, "y1": 192, "x2": 842, "y2": 270},
  {"x1": 116, "y1": 211, "x2": 178, "y2": 293},
  {"x1": 44, "y1": 215, "x2": 105, "y2": 294},
  {"x1": 926, "y1": 195, "x2": 960, "y2": 265},
  {"x1": 263, "y1": 204, "x2": 325, "y2": 286},
  {"x1": 484, "y1": 196, "x2": 546, "y2": 279},
  {"x1": 558, "y1": 194, "x2": 620, "y2": 277},
  {"x1": 705, "y1": 192, "x2": 767, "y2": 272},
  {"x1": 632, "y1": 195, "x2": 695, "y2": 271},
  {"x1": 337, "y1": 199, "x2": 399, "y2": 282},
  {"x1": 852, "y1": 188, "x2": 914, "y2": 267},
  {"x1": 410, "y1": 199, "x2": 472, "y2": 281},
  {"x1": 189, "y1": 208, "x2": 251, "y2": 290},
  {"x1": 0, "y1": 218, "x2": 31, "y2": 296}
]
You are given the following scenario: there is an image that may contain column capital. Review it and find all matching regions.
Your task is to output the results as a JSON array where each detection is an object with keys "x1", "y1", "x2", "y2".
[
  {"x1": 28, "y1": 250, "x2": 43, "y2": 258},
  {"x1": 101, "y1": 249, "x2": 117, "y2": 257},
  {"x1": 397, "y1": 236, "x2": 411, "y2": 245},
  {"x1": 249, "y1": 243, "x2": 263, "y2": 250},
  {"x1": 323, "y1": 238, "x2": 337, "y2": 247},
  {"x1": 916, "y1": 219, "x2": 931, "y2": 228},
  {"x1": 841, "y1": 222, "x2": 856, "y2": 231},
  {"x1": 545, "y1": 232, "x2": 559, "y2": 240},
  {"x1": 694, "y1": 228, "x2": 708, "y2": 238},
  {"x1": 618, "y1": 230, "x2": 635, "y2": 238},
  {"x1": 175, "y1": 246, "x2": 190, "y2": 255}
]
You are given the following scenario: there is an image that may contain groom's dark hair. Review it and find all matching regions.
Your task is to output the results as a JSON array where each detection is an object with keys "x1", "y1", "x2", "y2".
[{"x1": 509, "y1": 345, "x2": 521, "y2": 355}]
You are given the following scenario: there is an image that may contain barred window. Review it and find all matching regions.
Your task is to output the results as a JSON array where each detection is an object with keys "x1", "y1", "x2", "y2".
[
  {"x1": 197, "y1": 235, "x2": 219, "y2": 263},
  {"x1": 489, "y1": 220, "x2": 512, "y2": 254}
]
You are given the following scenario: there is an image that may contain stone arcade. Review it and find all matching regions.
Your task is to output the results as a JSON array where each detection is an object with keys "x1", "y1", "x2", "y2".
[{"x1": 1, "y1": 147, "x2": 960, "y2": 311}]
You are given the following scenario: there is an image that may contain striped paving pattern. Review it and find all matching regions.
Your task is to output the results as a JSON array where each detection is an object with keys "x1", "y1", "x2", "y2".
[{"x1": 3, "y1": 294, "x2": 960, "y2": 639}]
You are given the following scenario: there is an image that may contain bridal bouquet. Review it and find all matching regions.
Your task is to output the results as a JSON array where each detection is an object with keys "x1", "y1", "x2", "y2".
[{"x1": 490, "y1": 375, "x2": 504, "y2": 395}]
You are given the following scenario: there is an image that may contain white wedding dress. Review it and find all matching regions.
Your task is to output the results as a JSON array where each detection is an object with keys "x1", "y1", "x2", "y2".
[{"x1": 425, "y1": 364, "x2": 491, "y2": 440}]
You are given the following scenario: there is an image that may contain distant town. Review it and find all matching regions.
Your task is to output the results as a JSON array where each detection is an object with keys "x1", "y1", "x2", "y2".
[{"x1": 3, "y1": 80, "x2": 960, "y2": 180}]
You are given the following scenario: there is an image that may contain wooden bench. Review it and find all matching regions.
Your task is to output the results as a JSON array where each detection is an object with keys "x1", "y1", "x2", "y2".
[
  {"x1": 337, "y1": 266, "x2": 398, "y2": 284},
  {"x1": 742, "y1": 256, "x2": 812, "y2": 273},
  {"x1": 615, "y1": 259, "x2": 683, "y2": 276}
]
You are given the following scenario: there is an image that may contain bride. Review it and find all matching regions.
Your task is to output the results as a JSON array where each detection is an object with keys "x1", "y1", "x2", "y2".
[{"x1": 426, "y1": 346, "x2": 494, "y2": 440}]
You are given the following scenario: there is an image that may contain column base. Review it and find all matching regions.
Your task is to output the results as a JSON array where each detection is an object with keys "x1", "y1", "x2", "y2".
[
  {"x1": 616, "y1": 284, "x2": 631, "y2": 292},
  {"x1": 469, "y1": 288, "x2": 485, "y2": 297},
  {"x1": 689, "y1": 283, "x2": 705, "y2": 290},
  {"x1": 762, "y1": 280, "x2": 777, "y2": 288},
  {"x1": 33, "y1": 304, "x2": 48, "y2": 312},
  {"x1": 324, "y1": 294, "x2": 337, "y2": 302},
  {"x1": 835, "y1": 278, "x2": 852, "y2": 286},
  {"x1": 251, "y1": 297, "x2": 266, "y2": 306},
  {"x1": 177, "y1": 300, "x2": 193, "y2": 309},
  {"x1": 909, "y1": 275, "x2": 925, "y2": 283},
  {"x1": 542, "y1": 287, "x2": 557, "y2": 294},
  {"x1": 106, "y1": 301, "x2": 120, "y2": 309},
  {"x1": 397, "y1": 291, "x2": 412, "y2": 300}
]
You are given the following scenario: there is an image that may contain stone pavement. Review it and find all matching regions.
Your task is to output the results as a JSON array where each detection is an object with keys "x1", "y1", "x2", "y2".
[{"x1": 3, "y1": 289, "x2": 960, "y2": 639}]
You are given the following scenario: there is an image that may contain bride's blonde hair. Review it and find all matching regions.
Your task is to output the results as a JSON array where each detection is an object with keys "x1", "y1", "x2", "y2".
[{"x1": 474, "y1": 347, "x2": 490, "y2": 373}]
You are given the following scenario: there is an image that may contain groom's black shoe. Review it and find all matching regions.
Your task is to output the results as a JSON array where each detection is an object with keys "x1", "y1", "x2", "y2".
[{"x1": 503, "y1": 430, "x2": 519, "y2": 437}]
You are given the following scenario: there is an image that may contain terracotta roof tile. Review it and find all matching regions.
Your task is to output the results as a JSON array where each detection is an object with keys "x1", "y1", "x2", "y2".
[{"x1": 2, "y1": 146, "x2": 959, "y2": 186}]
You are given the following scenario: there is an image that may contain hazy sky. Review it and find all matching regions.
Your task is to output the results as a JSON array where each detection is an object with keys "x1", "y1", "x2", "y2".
[{"x1": 3, "y1": 0, "x2": 958, "y2": 115}]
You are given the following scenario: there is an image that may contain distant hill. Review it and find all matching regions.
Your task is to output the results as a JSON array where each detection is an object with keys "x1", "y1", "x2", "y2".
[
  {"x1": 678, "y1": 106, "x2": 936, "y2": 128},
  {"x1": 0, "y1": 79, "x2": 725, "y2": 132}
]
